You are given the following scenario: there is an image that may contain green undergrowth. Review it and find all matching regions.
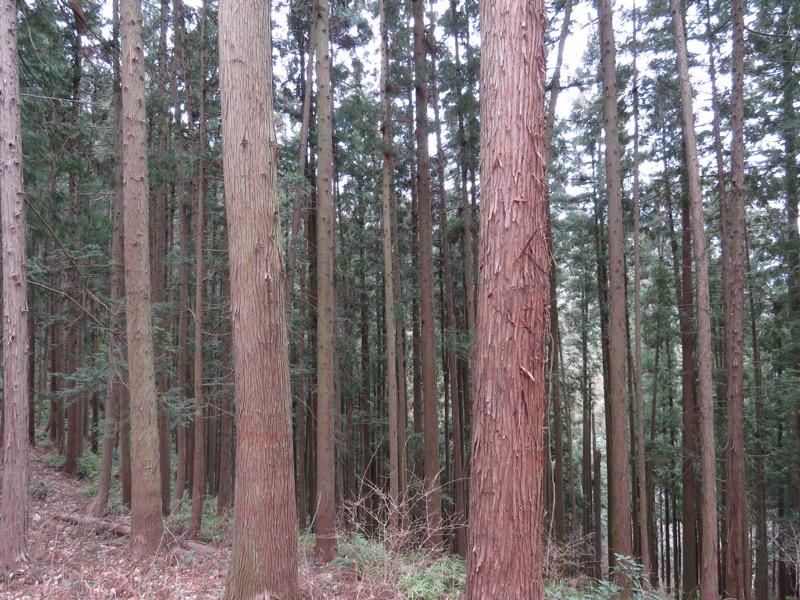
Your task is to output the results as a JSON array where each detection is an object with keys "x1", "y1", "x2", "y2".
[
  {"x1": 165, "y1": 495, "x2": 229, "y2": 543},
  {"x1": 545, "y1": 554, "x2": 669, "y2": 600},
  {"x1": 330, "y1": 532, "x2": 466, "y2": 600}
]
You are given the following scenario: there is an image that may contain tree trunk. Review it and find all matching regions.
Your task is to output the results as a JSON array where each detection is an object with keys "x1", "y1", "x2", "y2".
[
  {"x1": 189, "y1": 0, "x2": 208, "y2": 540},
  {"x1": 312, "y1": 0, "x2": 337, "y2": 562},
  {"x1": 723, "y1": 0, "x2": 750, "y2": 595},
  {"x1": 151, "y1": 0, "x2": 171, "y2": 517},
  {"x1": 379, "y1": 0, "x2": 400, "y2": 534},
  {"x1": 430, "y1": 43, "x2": 465, "y2": 556},
  {"x1": 465, "y1": 0, "x2": 547, "y2": 595},
  {"x1": 670, "y1": 2, "x2": 718, "y2": 597},
  {"x1": 630, "y1": 4, "x2": 651, "y2": 580},
  {"x1": 598, "y1": 0, "x2": 633, "y2": 588},
  {"x1": 411, "y1": 0, "x2": 442, "y2": 547},
  {"x1": 170, "y1": 0, "x2": 190, "y2": 510},
  {"x1": 219, "y1": 0, "x2": 299, "y2": 594},
  {"x1": 121, "y1": 0, "x2": 164, "y2": 556},
  {"x1": 94, "y1": 5, "x2": 125, "y2": 514},
  {"x1": 64, "y1": 26, "x2": 84, "y2": 479},
  {"x1": 0, "y1": 0, "x2": 30, "y2": 565}
]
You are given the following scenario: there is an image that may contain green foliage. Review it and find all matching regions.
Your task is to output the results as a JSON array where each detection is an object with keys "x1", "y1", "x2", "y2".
[
  {"x1": 42, "y1": 452, "x2": 66, "y2": 470},
  {"x1": 165, "y1": 495, "x2": 228, "y2": 543},
  {"x1": 332, "y1": 533, "x2": 466, "y2": 599},
  {"x1": 396, "y1": 554, "x2": 466, "y2": 600},
  {"x1": 29, "y1": 479, "x2": 57, "y2": 501}
]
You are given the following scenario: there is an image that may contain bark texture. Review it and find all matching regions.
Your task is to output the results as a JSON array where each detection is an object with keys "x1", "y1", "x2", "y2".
[
  {"x1": 411, "y1": 0, "x2": 442, "y2": 546},
  {"x1": 312, "y1": 0, "x2": 337, "y2": 562},
  {"x1": 120, "y1": 0, "x2": 164, "y2": 556},
  {"x1": 465, "y1": 0, "x2": 548, "y2": 596},
  {"x1": 724, "y1": 0, "x2": 750, "y2": 596},
  {"x1": 599, "y1": 0, "x2": 633, "y2": 585},
  {"x1": 219, "y1": 0, "x2": 299, "y2": 594},
  {"x1": 0, "y1": 0, "x2": 30, "y2": 568},
  {"x1": 670, "y1": 3, "x2": 719, "y2": 597}
]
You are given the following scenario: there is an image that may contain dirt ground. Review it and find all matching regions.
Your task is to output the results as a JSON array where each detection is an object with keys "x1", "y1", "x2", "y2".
[{"x1": 0, "y1": 448, "x2": 401, "y2": 599}]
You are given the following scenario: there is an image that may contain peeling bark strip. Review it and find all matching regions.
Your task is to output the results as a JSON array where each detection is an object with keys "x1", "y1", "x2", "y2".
[{"x1": 465, "y1": 0, "x2": 548, "y2": 597}]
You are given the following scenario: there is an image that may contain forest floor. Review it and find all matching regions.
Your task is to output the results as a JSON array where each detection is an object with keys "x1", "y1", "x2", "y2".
[{"x1": 0, "y1": 447, "x2": 432, "y2": 599}]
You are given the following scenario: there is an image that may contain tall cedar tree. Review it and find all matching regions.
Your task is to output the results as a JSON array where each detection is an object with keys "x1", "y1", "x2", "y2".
[
  {"x1": 0, "y1": 0, "x2": 30, "y2": 569},
  {"x1": 313, "y1": 0, "x2": 338, "y2": 562},
  {"x1": 598, "y1": 0, "x2": 633, "y2": 587},
  {"x1": 219, "y1": 0, "x2": 300, "y2": 594},
  {"x1": 724, "y1": 0, "x2": 750, "y2": 595},
  {"x1": 465, "y1": 0, "x2": 548, "y2": 596},
  {"x1": 669, "y1": 1, "x2": 720, "y2": 597},
  {"x1": 120, "y1": 0, "x2": 165, "y2": 556},
  {"x1": 411, "y1": 0, "x2": 442, "y2": 545},
  {"x1": 380, "y1": 0, "x2": 401, "y2": 533}
]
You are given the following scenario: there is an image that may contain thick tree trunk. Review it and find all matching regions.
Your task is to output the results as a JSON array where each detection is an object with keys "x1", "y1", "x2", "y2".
[
  {"x1": 0, "y1": 0, "x2": 30, "y2": 566},
  {"x1": 219, "y1": 0, "x2": 299, "y2": 594},
  {"x1": 465, "y1": 0, "x2": 548, "y2": 596}
]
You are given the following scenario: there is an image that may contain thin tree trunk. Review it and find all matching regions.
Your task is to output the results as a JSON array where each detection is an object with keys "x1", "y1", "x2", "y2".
[
  {"x1": 313, "y1": 0, "x2": 337, "y2": 562},
  {"x1": 723, "y1": 0, "x2": 749, "y2": 595},
  {"x1": 94, "y1": 8, "x2": 125, "y2": 513},
  {"x1": 430, "y1": 43, "x2": 465, "y2": 556},
  {"x1": 170, "y1": 0, "x2": 190, "y2": 511},
  {"x1": 670, "y1": 2, "x2": 718, "y2": 597},
  {"x1": 189, "y1": 0, "x2": 208, "y2": 539},
  {"x1": 0, "y1": 0, "x2": 30, "y2": 563},
  {"x1": 151, "y1": 0, "x2": 171, "y2": 517},
  {"x1": 599, "y1": 0, "x2": 633, "y2": 588},
  {"x1": 64, "y1": 26, "x2": 84, "y2": 479},
  {"x1": 630, "y1": 2, "x2": 651, "y2": 579},
  {"x1": 411, "y1": 0, "x2": 441, "y2": 546},
  {"x1": 379, "y1": 0, "x2": 400, "y2": 534},
  {"x1": 121, "y1": 0, "x2": 163, "y2": 555}
]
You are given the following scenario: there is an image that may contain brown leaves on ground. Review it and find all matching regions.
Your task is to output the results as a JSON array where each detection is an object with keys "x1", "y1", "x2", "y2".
[{"x1": 0, "y1": 448, "x2": 409, "y2": 599}]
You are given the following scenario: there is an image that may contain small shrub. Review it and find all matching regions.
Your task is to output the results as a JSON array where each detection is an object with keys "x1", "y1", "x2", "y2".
[
  {"x1": 29, "y1": 479, "x2": 57, "y2": 500},
  {"x1": 397, "y1": 554, "x2": 466, "y2": 600},
  {"x1": 77, "y1": 453, "x2": 101, "y2": 480},
  {"x1": 42, "y1": 452, "x2": 66, "y2": 470}
]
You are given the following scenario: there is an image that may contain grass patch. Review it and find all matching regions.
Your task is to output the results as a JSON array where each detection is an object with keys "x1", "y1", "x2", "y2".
[
  {"x1": 332, "y1": 533, "x2": 466, "y2": 600},
  {"x1": 165, "y1": 495, "x2": 229, "y2": 543}
]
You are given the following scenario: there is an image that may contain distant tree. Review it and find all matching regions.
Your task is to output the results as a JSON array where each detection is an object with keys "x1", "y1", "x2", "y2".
[
  {"x1": 219, "y1": 0, "x2": 300, "y2": 594},
  {"x1": 669, "y1": 0, "x2": 719, "y2": 596},
  {"x1": 0, "y1": 0, "x2": 31, "y2": 570},
  {"x1": 723, "y1": 0, "x2": 750, "y2": 595},
  {"x1": 465, "y1": 0, "x2": 548, "y2": 595},
  {"x1": 120, "y1": 0, "x2": 164, "y2": 556},
  {"x1": 598, "y1": 0, "x2": 633, "y2": 588},
  {"x1": 411, "y1": 0, "x2": 442, "y2": 546}
]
